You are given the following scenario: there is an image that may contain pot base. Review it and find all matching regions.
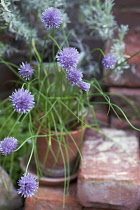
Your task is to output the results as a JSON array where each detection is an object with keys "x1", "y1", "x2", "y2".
[{"x1": 20, "y1": 155, "x2": 78, "y2": 186}]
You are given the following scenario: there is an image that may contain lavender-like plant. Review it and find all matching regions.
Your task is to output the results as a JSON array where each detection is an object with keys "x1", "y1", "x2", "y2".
[
  {"x1": 80, "y1": 0, "x2": 130, "y2": 78},
  {"x1": 110, "y1": 25, "x2": 130, "y2": 79},
  {"x1": 0, "y1": 0, "x2": 69, "y2": 58},
  {"x1": 81, "y1": 0, "x2": 117, "y2": 40}
]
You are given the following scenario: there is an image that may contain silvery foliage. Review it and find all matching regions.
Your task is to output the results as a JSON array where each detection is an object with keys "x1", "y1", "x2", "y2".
[
  {"x1": 0, "y1": 0, "x2": 69, "y2": 57},
  {"x1": 0, "y1": 41, "x2": 17, "y2": 58},
  {"x1": 81, "y1": 0, "x2": 130, "y2": 79},
  {"x1": 0, "y1": 0, "x2": 38, "y2": 42},
  {"x1": 110, "y1": 25, "x2": 130, "y2": 80},
  {"x1": 81, "y1": 0, "x2": 117, "y2": 40}
]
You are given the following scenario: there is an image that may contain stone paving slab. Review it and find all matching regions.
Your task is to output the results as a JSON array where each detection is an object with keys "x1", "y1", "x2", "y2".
[{"x1": 77, "y1": 128, "x2": 140, "y2": 210}]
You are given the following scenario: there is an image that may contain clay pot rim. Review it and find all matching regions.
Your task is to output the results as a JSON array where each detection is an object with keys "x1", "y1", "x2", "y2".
[
  {"x1": 20, "y1": 154, "x2": 78, "y2": 186},
  {"x1": 34, "y1": 113, "x2": 88, "y2": 134},
  {"x1": 37, "y1": 120, "x2": 88, "y2": 135}
]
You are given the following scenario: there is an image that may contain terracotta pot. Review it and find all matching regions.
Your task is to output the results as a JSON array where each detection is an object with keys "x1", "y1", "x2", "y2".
[{"x1": 36, "y1": 122, "x2": 87, "y2": 178}]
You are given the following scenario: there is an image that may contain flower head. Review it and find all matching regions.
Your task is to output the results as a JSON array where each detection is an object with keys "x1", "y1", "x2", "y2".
[
  {"x1": 9, "y1": 88, "x2": 35, "y2": 113},
  {"x1": 18, "y1": 62, "x2": 35, "y2": 80},
  {"x1": 17, "y1": 174, "x2": 38, "y2": 197},
  {"x1": 78, "y1": 81, "x2": 90, "y2": 91},
  {"x1": 0, "y1": 137, "x2": 18, "y2": 155},
  {"x1": 42, "y1": 7, "x2": 62, "y2": 29},
  {"x1": 102, "y1": 54, "x2": 116, "y2": 69},
  {"x1": 56, "y1": 47, "x2": 79, "y2": 71},
  {"x1": 66, "y1": 69, "x2": 83, "y2": 86}
]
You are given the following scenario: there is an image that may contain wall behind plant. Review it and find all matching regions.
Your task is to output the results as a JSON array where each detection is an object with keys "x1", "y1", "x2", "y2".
[{"x1": 114, "y1": 0, "x2": 140, "y2": 28}]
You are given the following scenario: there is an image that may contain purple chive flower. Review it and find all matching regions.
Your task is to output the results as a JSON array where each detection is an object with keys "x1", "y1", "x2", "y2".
[
  {"x1": 18, "y1": 62, "x2": 35, "y2": 80},
  {"x1": 66, "y1": 69, "x2": 83, "y2": 86},
  {"x1": 56, "y1": 47, "x2": 79, "y2": 71},
  {"x1": 9, "y1": 88, "x2": 35, "y2": 113},
  {"x1": 17, "y1": 174, "x2": 38, "y2": 197},
  {"x1": 78, "y1": 81, "x2": 90, "y2": 91},
  {"x1": 41, "y1": 7, "x2": 62, "y2": 29},
  {"x1": 0, "y1": 137, "x2": 18, "y2": 155},
  {"x1": 102, "y1": 54, "x2": 116, "y2": 69}
]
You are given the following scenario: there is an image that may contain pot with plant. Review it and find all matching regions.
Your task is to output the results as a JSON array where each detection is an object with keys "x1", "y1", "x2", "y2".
[
  {"x1": 0, "y1": 6, "x2": 93, "y2": 187},
  {"x1": 27, "y1": 58, "x2": 90, "y2": 181}
]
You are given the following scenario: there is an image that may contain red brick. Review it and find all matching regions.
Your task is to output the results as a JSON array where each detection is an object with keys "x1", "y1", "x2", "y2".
[
  {"x1": 113, "y1": 9, "x2": 140, "y2": 29},
  {"x1": 110, "y1": 116, "x2": 140, "y2": 130},
  {"x1": 109, "y1": 87, "x2": 140, "y2": 120},
  {"x1": 88, "y1": 104, "x2": 109, "y2": 127},
  {"x1": 77, "y1": 128, "x2": 140, "y2": 209},
  {"x1": 95, "y1": 112, "x2": 109, "y2": 127},
  {"x1": 104, "y1": 28, "x2": 140, "y2": 87},
  {"x1": 114, "y1": 0, "x2": 140, "y2": 7},
  {"x1": 25, "y1": 182, "x2": 82, "y2": 210}
]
